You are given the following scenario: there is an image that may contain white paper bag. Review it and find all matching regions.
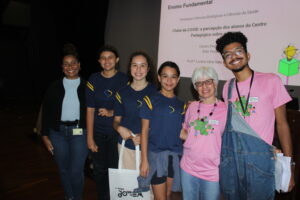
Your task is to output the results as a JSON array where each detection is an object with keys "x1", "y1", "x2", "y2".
[
  {"x1": 109, "y1": 140, "x2": 150, "y2": 199},
  {"x1": 275, "y1": 153, "x2": 291, "y2": 193}
]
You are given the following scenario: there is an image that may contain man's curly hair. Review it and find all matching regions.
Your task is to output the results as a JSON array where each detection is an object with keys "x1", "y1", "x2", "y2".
[{"x1": 216, "y1": 32, "x2": 248, "y2": 54}]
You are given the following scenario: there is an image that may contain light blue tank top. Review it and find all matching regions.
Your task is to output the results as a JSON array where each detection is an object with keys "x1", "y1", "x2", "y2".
[{"x1": 61, "y1": 77, "x2": 80, "y2": 121}]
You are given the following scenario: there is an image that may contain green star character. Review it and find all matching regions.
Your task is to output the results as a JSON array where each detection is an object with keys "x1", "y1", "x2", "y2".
[
  {"x1": 234, "y1": 96, "x2": 253, "y2": 117},
  {"x1": 190, "y1": 118, "x2": 212, "y2": 136}
]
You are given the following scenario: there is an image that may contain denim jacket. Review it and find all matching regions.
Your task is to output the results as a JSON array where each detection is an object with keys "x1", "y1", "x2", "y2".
[{"x1": 135, "y1": 150, "x2": 181, "y2": 192}]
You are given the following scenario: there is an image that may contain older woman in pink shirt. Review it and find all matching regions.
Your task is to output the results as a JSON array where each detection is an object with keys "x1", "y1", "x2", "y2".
[{"x1": 180, "y1": 66, "x2": 227, "y2": 200}]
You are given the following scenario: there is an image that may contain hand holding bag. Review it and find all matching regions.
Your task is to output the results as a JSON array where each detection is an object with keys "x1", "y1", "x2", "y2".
[{"x1": 275, "y1": 153, "x2": 291, "y2": 193}]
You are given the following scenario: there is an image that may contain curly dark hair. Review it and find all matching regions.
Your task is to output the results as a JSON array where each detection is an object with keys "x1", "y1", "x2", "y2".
[
  {"x1": 216, "y1": 32, "x2": 248, "y2": 54},
  {"x1": 97, "y1": 45, "x2": 119, "y2": 59},
  {"x1": 127, "y1": 51, "x2": 157, "y2": 86},
  {"x1": 63, "y1": 43, "x2": 79, "y2": 61}
]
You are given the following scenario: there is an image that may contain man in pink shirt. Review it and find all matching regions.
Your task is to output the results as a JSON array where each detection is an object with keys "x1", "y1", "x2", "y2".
[{"x1": 216, "y1": 32, "x2": 295, "y2": 200}]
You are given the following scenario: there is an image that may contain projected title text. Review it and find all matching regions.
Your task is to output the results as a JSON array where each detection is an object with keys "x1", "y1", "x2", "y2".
[{"x1": 168, "y1": 0, "x2": 213, "y2": 10}]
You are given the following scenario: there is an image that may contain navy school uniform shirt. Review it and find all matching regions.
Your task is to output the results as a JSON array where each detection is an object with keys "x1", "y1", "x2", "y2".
[
  {"x1": 114, "y1": 83, "x2": 157, "y2": 150},
  {"x1": 86, "y1": 71, "x2": 128, "y2": 135},
  {"x1": 139, "y1": 92, "x2": 186, "y2": 153}
]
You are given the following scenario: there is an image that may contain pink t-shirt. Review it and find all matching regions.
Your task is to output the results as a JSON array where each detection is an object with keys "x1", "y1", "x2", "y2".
[
  {"x1": 222, "y1": 71, "x2": 291, "y2": 145},
  {"x1": 180, "y1": 101, "x2": 227, "y2": 182}
]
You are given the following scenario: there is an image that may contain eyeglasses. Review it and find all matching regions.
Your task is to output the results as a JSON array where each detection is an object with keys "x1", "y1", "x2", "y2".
[
  {"x1": 194, "y1": 79, "x2": 214, "y2": 88},
  {"x1": 222, "y1": 47, "x2": 245, "y2": 60}
]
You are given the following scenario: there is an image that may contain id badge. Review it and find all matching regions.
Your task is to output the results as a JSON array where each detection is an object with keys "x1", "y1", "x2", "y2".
[
  {"x1": 73, "y1": 128, "x2": 83, "y2": 135},
  {"x1": 209, "y1": 119, "x2": 219, "y2": 125},
  {"x1": 249, "y1": 97, "x2": 259, "y2": 103}
]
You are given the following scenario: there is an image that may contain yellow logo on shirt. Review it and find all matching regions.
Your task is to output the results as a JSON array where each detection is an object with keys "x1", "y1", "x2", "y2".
[
  {"x1": 169, "y1": 105, "x2": 175, "y2": 113},
  {"x1": 104, "y1": 89, "x2": 113, "y2": 97}
]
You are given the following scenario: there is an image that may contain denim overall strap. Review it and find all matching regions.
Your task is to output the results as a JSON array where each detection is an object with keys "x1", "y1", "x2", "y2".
[
  {"x1": 220, "y1": 78, "x2": 275, "y2": 200},
  {"x1": 224, "y1": 78, "x2": 235, "y2": 130},
  {"x1": 227, "y1": 78, "x2": 235, "y2": 100}
]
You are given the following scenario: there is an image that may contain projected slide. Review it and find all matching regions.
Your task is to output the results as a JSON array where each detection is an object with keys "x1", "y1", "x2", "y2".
[{"x1": 158, "y1": 0, "x2": 300, "y2": 86}]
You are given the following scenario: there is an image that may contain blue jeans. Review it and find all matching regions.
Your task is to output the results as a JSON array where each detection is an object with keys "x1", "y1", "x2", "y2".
[
  {"x1": 220, "y1": 79, "x2": 275, "y2": 200},
  {"x1": 49, "y1": 125, "x2": 88, "y2": 200},
  {"x1": 181, "y1": 169, "x2": 220, "y2": 200}
]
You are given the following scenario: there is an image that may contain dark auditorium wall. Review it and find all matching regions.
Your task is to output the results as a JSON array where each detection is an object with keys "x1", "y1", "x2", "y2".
[
  {"x1": 28, "y1": 0, "x2": 109, "y2": 98},
  {"x1": 0, "y1": 0, "x2": 109, "y2": 101}
]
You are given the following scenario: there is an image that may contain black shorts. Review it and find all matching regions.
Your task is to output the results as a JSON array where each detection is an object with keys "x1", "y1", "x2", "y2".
[{"x1": 150, "y1": 155, "x2": 174, "y2": 185}]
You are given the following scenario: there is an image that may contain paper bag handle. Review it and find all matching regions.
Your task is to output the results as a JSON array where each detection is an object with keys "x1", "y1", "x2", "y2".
[{"x1": 118, "y1": 133, "x2": 140, "y2": 171}]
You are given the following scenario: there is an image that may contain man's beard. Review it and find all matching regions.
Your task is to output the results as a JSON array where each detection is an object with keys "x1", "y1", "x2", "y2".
[{"x1": 232, "y1": 63, "x2": 248, "y2": 73}]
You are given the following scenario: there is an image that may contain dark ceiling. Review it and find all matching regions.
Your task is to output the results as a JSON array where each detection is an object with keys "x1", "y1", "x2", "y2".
[{"x1": 0, "y1": 0, "x2": 109, "y2": 99}]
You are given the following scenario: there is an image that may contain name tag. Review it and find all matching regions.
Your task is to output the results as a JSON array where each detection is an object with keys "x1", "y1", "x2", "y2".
[
  {"x1": 209, "y1": 120, "x2": 219, "y2": 125},
  {"x1": 249, "y1": 97, "x2": 259, "y2": 103},
  {"x1": 73, "y1": 128, "x2": 83, "y2": 135}
]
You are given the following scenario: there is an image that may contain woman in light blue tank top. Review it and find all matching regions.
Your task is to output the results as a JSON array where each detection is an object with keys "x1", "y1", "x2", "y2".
[{"x1": 41, "y1": 44, "x2": 88, "y2": 200}]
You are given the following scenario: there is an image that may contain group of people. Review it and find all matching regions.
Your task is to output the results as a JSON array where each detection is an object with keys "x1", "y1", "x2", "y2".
[{"x1": 41, "y1": 31, "x2": 295, "y2": 200}]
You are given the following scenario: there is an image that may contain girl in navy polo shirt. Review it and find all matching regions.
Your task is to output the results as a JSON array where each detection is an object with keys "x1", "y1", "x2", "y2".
[
  {"x1": 113, "y1": 51, "x2": 157, "y2": 169},
  {"x1": 138, "y1": 61, "x2": 185, "y2": 200},
  {"x1": 86, "y1": 45, "x2": 128, "y2": 200}
]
